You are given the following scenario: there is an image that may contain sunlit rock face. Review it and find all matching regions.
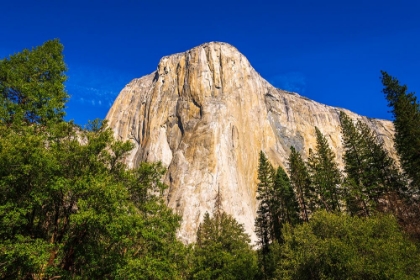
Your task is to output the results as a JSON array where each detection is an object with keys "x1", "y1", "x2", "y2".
[{"x1": 106, "y1": 42, "x2": 395, "y2": 244}]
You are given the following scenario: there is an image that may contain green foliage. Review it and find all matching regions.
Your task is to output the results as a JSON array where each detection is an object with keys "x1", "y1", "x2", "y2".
[
  {"x1": 0, "y1": 42, "x2": 186, "y2": 279},
  {"x1": 381, "y1": 71, "x2": 420, "y2": 193},
  {"x1": 0, "y1": 120, "x2": 186, "y2": 279},
  {"x1": 277, "y1": 211, "x2": 420, "y2": 280},
  {"x1": 339, "y1": 112, "x2": 405, "y2": 216},
  {"x1": 191, "y1": 212, "x2": 257, "y2": 280},
  {"x1": 339, "y1": 111, "x2": 372, "y2": 215},
  {"x1": 288, "y1": 147, "x2": 312, "y2": 222},
  {"x1": 271, "y1": 166, "x2": 301, "y2": 241},
  {"x1": 255, "y1": 151, "x2": 275, "y2": 252},
  {"x1": 5, "y1": 40, "x2": 420, "y2": 280},
  {"x1": 0, "y1": 39, "x2": 68, "y2": 125},
  {"x1": 255, "y1": 152, "x2": 301, "y2": 279},
  {"x1": 307, "y1": 127, "x2": 342, "y2": 212}
]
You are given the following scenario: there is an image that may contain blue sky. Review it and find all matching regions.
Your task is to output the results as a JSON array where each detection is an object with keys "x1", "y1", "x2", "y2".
[{"x1": 1, "y1": 0, "x2": 419, "y2": 125}]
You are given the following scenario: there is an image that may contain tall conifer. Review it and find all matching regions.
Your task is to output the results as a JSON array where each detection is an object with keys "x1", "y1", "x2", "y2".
[
  {"x1": 272, "y1": 166, "x2": 301, "y2": 239},
  {"x1": 194, "y1": 211, "x2": 257, "y2": 280},
  {"x1": 339, "y1": 112, "x2": 405, "y2": 216},
  {"x1": 254, "y1": 151, "x2": 281, "y2": 280},
  {"x1": 288, "y1": 146, "x2": 312, "y2": 222},
  {"x1": 339, "y1": 112, "x2": 369, "y2": 215},
  {"x1": 255, "y1": 151, "x2": 275, "y2": 252},
  {"x1": 307, "y1": 127, "x2": 342, "y2": 212},
  {"x1": 381, "y1": 71, "x2": 420, "y2": 193}
]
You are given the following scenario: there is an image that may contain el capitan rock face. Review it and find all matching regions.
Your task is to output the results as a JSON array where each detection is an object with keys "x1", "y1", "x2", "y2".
[{"x1": 106, "y1": 42, "x2": 395, "y2": 243}]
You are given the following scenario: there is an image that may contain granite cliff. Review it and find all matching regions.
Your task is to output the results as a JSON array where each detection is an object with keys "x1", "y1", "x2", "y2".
[{"x1": 106, "y1": 42, "x2": 395, "y2": 243}]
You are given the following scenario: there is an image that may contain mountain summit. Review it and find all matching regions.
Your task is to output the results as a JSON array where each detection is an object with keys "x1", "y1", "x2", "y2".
[{"x1": 106, "y1": 42, "x2": 395, "y2": 243}]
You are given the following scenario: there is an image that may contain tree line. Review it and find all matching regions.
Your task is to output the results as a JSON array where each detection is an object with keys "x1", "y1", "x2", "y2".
[
  {"x1": 1, "y1": 40, "x2": 420, "y2": 279},
  {"x1": 251, "y1": 68, "x2": 420, "y2": 279}
]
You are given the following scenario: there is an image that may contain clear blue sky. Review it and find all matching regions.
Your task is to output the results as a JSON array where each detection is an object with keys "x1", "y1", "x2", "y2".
[{"x1": 1, "y1": 0, "x2": 419, "y2": 125}]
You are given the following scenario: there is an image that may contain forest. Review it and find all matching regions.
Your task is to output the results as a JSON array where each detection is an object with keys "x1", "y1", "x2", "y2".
[{"x1": 1, "y1": 40, "x2": 419, "y2": 279}]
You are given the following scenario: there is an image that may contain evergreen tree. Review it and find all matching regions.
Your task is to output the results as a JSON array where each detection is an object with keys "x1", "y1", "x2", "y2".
[
  {"x1": 381, "y1": 71, "x2": 420, "y2": 193},
  {"x1": 288, "y1": 146, "x2": 312, "y2": 222},
  {"x1": 254, "y1": 151, "x2": 275, "y2": 253},
  {"x1": 192, "y1": 201, "x2": 257, "y2": 279},
  {"x1": 339, "y1": 112, "x2": 370, "y2": 216},
  {"x1": 254, "y1": 152, "x2": 301, "y2": 279},
  {"x1": 307, "y1": 127, "x2": 342, "y2": 212},
  {"x1": 271, "y1": 166, "x2": 301, "y2": 242},
  {"x1": 339, "y1": 112, "x2": 405, "y2": 217},
  {"x1": 254, "y1": 151, "x2": 276, "y2": 279}
]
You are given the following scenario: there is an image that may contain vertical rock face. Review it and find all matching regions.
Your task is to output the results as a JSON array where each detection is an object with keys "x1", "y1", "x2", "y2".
[{"x1": 106, "y1": 42, "x2": 395, "y2": 243}]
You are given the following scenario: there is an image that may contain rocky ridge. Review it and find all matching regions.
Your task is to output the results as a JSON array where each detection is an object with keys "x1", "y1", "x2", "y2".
[{"x1": 106, "y1": 42, "x2": 395, "y2": 243}]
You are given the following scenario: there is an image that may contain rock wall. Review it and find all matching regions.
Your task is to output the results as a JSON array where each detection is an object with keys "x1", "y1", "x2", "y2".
[{"x1": 106, "y1": 42, "x2": 395, "y2": 243}]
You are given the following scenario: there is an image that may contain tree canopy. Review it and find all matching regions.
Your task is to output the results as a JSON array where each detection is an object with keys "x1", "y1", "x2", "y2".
[
  {"x1": 278, "y1": 211, "x2": 420, "y2": 280},
  {"x1": 192, "y1": 210, "x2": 257, "y2": 280},
  {"x1": 0, "y1": 39, "x2": 68, "y2": 126},
  {"x1": 0, "y1": 40, "x2": 187, "y2": 280},
  {"x1": 2, "y1": 40, "x2": 420, "y2": 280}
]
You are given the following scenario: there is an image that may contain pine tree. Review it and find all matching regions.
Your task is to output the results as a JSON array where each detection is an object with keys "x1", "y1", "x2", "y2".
[
  {"x1": 271, "y1": 166, "x2": 301, "y2": 240},
  {"x1": 356, "y1": 120, "x2": 405, "y2": 196},
  {"x1": 193, "y1": 195, "x2": 257, "y2": 280},
  {"x1": 339, "y1": 112, "x2": 369, "y2": 216},
  {"x1": 288, "y1": 146, "x2": 312, "y2": 222},
  {"x1": 339, "y1": 111, "x2": 405, "y2": 216},
  {"x1": 307, "y1": 127, "x2": 342, "y2": 212},
  {"x1": 381, "y1": 71, "x2": 420, "y2": 193},
  {"x1": 255, "y1": 151, "x2": 275, "y2": 252},
  {"x1": 253, "y1": 151, "x2": 276, "y2": 280}
]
